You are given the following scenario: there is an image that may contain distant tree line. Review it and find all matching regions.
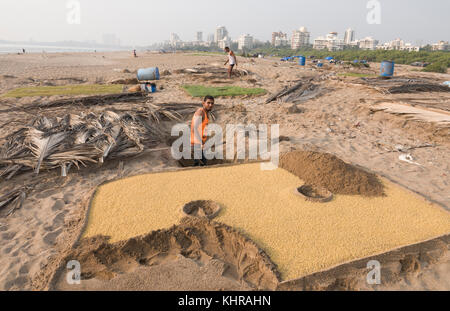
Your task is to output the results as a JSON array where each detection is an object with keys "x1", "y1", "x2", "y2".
[
  {"x1": 246, "y1": 46, "x2": 450, "y2": 73},
  {"x1": 176, "y1": 44, "x2": 449, "y2": 73}
]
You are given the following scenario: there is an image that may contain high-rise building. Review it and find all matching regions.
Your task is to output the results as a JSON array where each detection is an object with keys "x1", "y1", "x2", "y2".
[
  {"x1": 196, "y1": 32, "x2": 203, "y2": 42},
  {"x1": 238, "y1": 34, "x2": 254, "y2": 50},
  {"x1": 344, "y1": 28, "x2": 355, "y2": 45},
  {"x1": 215, "y1": 26, "x2": 228, "y2": 43},
  {"x1": 291, "y1": 27, "x2": 310, "y2": 49},
  {"x1": 272, "y1": 31, "x2": 288, "y2": 47},
  {"x1": 207, "y1": 33, "x2": 215, "y2": 43}
]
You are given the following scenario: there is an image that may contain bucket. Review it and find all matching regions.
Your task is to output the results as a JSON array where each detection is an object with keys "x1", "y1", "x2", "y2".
[
  {"x1": 380, "y1": 61, "x2": 394, "y2": 77},
  {"x1": 298, "y1": 56, "x2": 306, "y2": 66},
  {"x1": 137, "y1": 67, "x2": 160, "y2": 81}
]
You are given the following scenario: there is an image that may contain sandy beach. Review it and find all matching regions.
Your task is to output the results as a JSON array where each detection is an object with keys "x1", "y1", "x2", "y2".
[{"x1": 0, "y1": 51, "x2": 449, "y2": 291}]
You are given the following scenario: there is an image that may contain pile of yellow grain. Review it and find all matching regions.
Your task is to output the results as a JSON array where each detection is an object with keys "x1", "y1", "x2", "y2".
[{"x1": 83, "y1": 163, "x2": 450, "y2": 280}]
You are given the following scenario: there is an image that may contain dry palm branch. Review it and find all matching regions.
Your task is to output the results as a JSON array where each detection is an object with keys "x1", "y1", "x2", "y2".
[
  {"x1": 0, "y1": 183, "x2": 38, "y2": 216},
  {"x1": 387, "y1": 84, "x2": 450, "y2": 94},
  {"x1": 265, "y1": 81, "x2": 314, "y2": 104},
  {"x1": 0, "y1": 92, "x2": 147, "y2": 114},
  {"x1": 357, "y1": 77, "x2": 450, "y2": 94},
  {"x1": 0, "y1": 104, "x2": 183, "y2": 180}
]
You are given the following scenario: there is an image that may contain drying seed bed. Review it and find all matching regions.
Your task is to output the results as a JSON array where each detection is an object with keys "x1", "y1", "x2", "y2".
[{"x1": 83, "y1": 163, "x2": 450, "y2": 280}]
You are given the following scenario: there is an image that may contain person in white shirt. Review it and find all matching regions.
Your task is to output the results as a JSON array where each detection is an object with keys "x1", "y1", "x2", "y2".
[{"x1": 223, "y1": 47, "x2": 237, "y2": 79}]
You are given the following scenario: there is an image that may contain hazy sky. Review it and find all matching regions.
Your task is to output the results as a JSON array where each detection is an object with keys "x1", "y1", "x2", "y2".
[{"x1": 0, "y1": 0, "x2": 448, "y2": 46}]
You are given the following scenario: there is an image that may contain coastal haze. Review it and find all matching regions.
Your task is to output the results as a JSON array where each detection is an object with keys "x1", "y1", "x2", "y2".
[{"x1": 0, "y1": 0, "x2": 449, "y2": 51}]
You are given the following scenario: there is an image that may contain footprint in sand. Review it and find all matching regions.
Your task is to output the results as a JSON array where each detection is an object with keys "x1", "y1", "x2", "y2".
[
  {"x1": 36, "y1": 188, "x2": 62, "y2": 199},
  {"x1": 43, "y1": 229, "x2": 62, "y2": 245},
  {"x1": 51, "y1": 199, "x2": 66, "y2": 212},
  {"x1": 19, "y1": 264, "x2": 29, "y2": 275},
  {"x1": 2, "y1": 231, "x2": 17, "y2": 240},
  {"x1": 4, "y1": 275, "x2": 30, "y2": 291},
  {"x1": 44, "y1": 212, "x2": 65, "y2": 232},
  {"x1": 63, "y1": 193, "x2": 74, "y2": 204},
  {"x1": 2, "y1": 246, "x2": 13, "y2": 255}
]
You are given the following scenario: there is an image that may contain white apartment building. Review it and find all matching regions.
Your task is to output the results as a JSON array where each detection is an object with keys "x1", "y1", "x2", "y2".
[
  {"x1": 238, "y1": 34, "x2": 254, "y2": 50},
  {"x1": 272, "y1": 31, "x2": 289, "y2": 47},
  {"x1": 359, "y1": 37, "x2": 379, "y2": 50},
  {"x1": 218, "y1": 36, "x2": 232, "y2": 49},
  {"x1": 432, "y1": 41, "x2": 449, "y2": 51},
  {"x1": 291, "y1": 27, "x2": 310, "y2": 49},
  {"x1": 344, "y1": 28, "x2": 355, "y2": 45},
  {"x1": 313, "y1": 32, "x2": 344, "y2": 51},
  {"x1": 377, "y1": 38, "x2": 419, "y2": 52},
  {"x1": 215, "y1": 26, "x2": 228, "y2": 43},
  {"x1": 274, "y1": 36, "x2": 289, "y2": 47},
  {"x1": 170, "y1": 33, "x2": 181, "y2": 47}
]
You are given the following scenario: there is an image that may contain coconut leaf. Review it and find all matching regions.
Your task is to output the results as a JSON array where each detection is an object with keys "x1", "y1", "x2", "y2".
[{"x1": 27, "y1": 129, "x2": 67, "y2": 174}]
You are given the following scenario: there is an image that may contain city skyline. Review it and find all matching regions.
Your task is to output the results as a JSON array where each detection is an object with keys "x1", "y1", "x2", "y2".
[
  {"x1": 164, "y1": 25, "x2": 446, "y2": 52},
  {"x1": 0, "y1": 0, "x2": 449, "y2": 47}
]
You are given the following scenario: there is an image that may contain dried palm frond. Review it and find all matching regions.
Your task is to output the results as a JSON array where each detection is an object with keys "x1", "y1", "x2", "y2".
[
  {"x1": 0, "y1": 104, "x2": 185, "y2": 179},
  {"x1": 0, "y1": 183, "x2": 36, "y2": 216},
  {"x1": 26, "y1": 129, "x2": 67, "y2": 174}
]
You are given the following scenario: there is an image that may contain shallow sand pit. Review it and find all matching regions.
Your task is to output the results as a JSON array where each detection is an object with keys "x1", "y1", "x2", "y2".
[
  {"x1": 295, "y1": 184, "x2": 333, "y2": 203},
  {"x1": 182, "y1": 200, "x2": 222, "y2": 219},
  {"x1": 82, "y1": 161, "x2": 450, "y2": 281}
]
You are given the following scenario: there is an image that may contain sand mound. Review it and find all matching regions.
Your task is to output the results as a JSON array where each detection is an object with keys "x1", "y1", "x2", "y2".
[
  {"x1": 279, "y1": 151, "x2": 384, "y2": 196},
  {"x1": 51, "y1": 217, "x2": 280, "y2": 291}
]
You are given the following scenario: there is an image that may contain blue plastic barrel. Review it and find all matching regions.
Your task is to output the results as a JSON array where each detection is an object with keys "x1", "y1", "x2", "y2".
[
  {"x1": 380, "y1": 61, "x2": 394, "y2": 77},
  {"x1": 137, "y1": 67, "x2": 160, "y2": 81},
  {"x1": 298, "y1": 56, "x2": 306, "y2": 66}
]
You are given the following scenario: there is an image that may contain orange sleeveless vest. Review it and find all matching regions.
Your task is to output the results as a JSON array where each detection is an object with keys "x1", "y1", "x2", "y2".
[{"x1": 190, "y1": 108, "x2": 209, "y2": 145}]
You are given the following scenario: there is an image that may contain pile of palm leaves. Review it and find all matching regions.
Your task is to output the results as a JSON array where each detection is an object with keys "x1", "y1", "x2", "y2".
[
  {"x1": 358, "y1": 77, "x2": 450, "y2": 94},
  {"x1": 0, "y1": 104, "x2": 182, "y2": 179},
  {"x1": 388, "y1": 83, "x2": 450, "y2": 94}
]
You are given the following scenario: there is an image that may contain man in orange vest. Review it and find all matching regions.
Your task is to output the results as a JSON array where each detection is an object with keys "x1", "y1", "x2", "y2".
[{"x1": 191, "y1": 95, "x2": 214, "y2": 166}]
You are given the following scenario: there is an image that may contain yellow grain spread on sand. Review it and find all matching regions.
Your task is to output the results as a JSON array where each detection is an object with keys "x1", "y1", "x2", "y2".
[{"x1": 83, "y1": 163, "x2": 450, "y2": 280}]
